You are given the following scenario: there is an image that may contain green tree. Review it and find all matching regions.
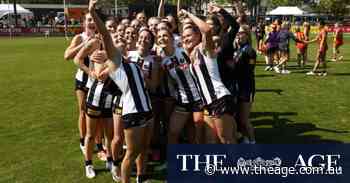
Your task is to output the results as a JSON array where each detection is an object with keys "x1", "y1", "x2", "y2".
[
  {"x1": 314, "y1": 0, "x2": 350, "y2": 18},
  {"x1": 268, "y1": 0, "x2": 303, "y2": 8}
]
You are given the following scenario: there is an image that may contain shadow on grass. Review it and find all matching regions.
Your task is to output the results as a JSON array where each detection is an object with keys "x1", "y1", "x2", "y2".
[
  {"x1": 331, "y1": 72, "x2": 350, "y2": 76},
  {"x1": 94, "y1": 168, "x2": 110, "y2": 175},
  {"x1": 287, "y1": 65, "x2": 312, "y2": 70},
  {"x1": 251, "y1": 111, "x2": 348, "y2": 144},
  {"x1": 255, "y1": 74, "x2": 275, "y2": 78},
  {"x1": 256, "y1": 89, "x2": 283, "y2": 95},
  {"x1": 290, "y1": 70, "x2": 309, "y2": 74},
  {"x1": 148, "y1": 162, "x2": 167, "y2": 181}
]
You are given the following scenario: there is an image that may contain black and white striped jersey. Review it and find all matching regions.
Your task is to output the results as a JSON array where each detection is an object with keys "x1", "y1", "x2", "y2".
[
  {"x1": 86, "y1": 78, "x2": 121, "y2": 109},
  {"x1": 162, "y1": 48, "x2": 200, "y2": 104},
  {"x1": 127, "y1": 51, "x2": 158, "y2": 79},
  {"x1": 75, "y1": 32, "x2": 90, "y2": 86},
  {"x1": 109, "y1": 58, "x2": 152, "y2": 116},
  {"x1": 190, "y1": 47, "x2": 231, "y2": 105}
]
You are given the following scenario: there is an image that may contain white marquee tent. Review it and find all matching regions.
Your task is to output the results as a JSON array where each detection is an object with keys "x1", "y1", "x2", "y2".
[
  {"x1": 267, "y1": 6, "x2": 307, "y2": 16},
  {"x1": 0, "y1": 4, "x2": 33, "y2": 18}
]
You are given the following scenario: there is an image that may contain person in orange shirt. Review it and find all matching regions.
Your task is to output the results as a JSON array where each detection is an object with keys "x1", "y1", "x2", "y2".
[
  {"x1": 295, "y1": 25, "x2": 307, "y2": 68},
  {"x1": 303, "y1": 22, "x2": 310, "y2": 66},
  {"x1": 332, "y1": 22, "x2": 344, "y2": 62},
  {"x1": 306, "y1": 20, "x2": 328, "y2": 76}
]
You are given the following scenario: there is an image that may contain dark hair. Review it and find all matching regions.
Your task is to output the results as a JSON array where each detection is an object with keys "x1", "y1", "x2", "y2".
[
  {"x1": 139, "y1": 28, "x2": 155, "y2": 49},
  {"x1": 319, "y1": 20, "x2": 325, "y2": 26},
  {"x1": 157, "y1": 28, "x2": 173, "y2": 40},
  {"x1": 182, "y1": 24, "x2": 202, "y2": 41},
  {"x1": 106, "y1": 16, "x2": 117, "y2": 23},
  {"x1": 183, "y1": 24, "x2": 200, "y2": 33},
  {"x1": 160, "y1": 20, "x2": 173, "y2": 30},
  {"x1": 166, "y1": 14, "x2": 179, "y2": 34},
  {"x1": 207, "y1": 14, "x2": 222, "y2": 36},
  {"x1": 275, "y1": 19, "x2": 282, "y2": 25}
]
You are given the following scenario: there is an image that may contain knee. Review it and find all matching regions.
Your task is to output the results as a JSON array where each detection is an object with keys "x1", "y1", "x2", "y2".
[
  {"x1": 124, "y1": 149, "x2": 140, "y2": 162},
  {"x1": 86, "y1": 136, "x2": 94, "y2": 142},
  {"x1": 85, "y1": 133, "x2": 95, "y2": 142},
  {"x1": 216, "y1": 130, "x2": 226, "y2": 140},
  {"x1": 113, "y1": 135, "x2": 123, "y2": 145},
  {"x1": 193, "y1": 116, "x2": 204, "y2": 124}
]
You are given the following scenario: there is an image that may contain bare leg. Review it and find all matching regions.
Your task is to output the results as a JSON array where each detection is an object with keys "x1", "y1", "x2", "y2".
[
  {"x1": 203, "y1": 115, "x2": 219, "y2": 144},
  {"x1": 136, "y1": 120, "x2": 154, "y2": 178},
  {"x1": 121, "y1": 126, "x2": 145, "y2": 183},
  {"x1": 214, "y1": 114, "x2": 237, "y2": 144},
  {"x1": 193, "y1": 112, "x2": 205, "y2": 144},
  {"x1": 76, "y1": 90, "x2": 87, "y2": 144},
  {"x1": 84, "y1": 116, "x2": 98, "y2": 162},
  {"x1": 238, "y1": 102, "x2": 255, "y2": 142},
  {"x1": 168, "y1": 111, "x2": 191, "y2": 144},
  {"x1": 112, "y1": 114, "x2": 124, "y2": 162},
  {"x1": 103, "y1": 118, "x2": 114, "y2": 159}
]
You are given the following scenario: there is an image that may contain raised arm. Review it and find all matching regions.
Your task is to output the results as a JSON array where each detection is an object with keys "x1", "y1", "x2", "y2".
[
  {"x1": 177, "y1": 0, "x2": 181, "y2": 16},
  {"x1": 158, "y1": 0, "x2": 165, "y2": 17},
  {"x1": 180, "y1": 9, "x2": 214, "y2": 56},
  {"x1": 64, "y1": 35, "x2": 84, "y2": 60},
  {"x1": 209, "y1": 3, "x2": 239, "y2": 46},
  {"x1": 88, "y1": 0, "x2": 121, "y2": 69},
  {"x1": 73, "y1": 38, "x2": 99, "y2": 76},
  {"x1": 233, "y1": 0, "x2": 246, "y2": 25}
]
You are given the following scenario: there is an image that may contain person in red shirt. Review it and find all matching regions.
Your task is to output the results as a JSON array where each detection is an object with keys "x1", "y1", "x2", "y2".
[
  {"x1": 295, "y1": 22, "x2": 310, "y2": 68},
  {"x1": 332, "y1": 22, "x2": 344, "y2": 62}
]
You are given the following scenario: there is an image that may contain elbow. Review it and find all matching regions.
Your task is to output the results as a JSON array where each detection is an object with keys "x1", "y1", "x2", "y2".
[
  {"x1": 64, "y1": 54, "x2": 71, "y2": 61},
  {"x1": 64, "y1": 51, "x2": 72, "y2": 61},
  {"x1": 202, "y1": 25, "x2": 212, "y2": 35},
  {"x1": 73, "y1": 57, "x2": 81, "y2": 66}
]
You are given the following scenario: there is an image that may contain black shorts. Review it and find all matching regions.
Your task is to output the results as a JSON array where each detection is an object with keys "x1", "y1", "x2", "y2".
[
  {"x1": 122, "y1": 112, "x2": 153, "y2": 129},
  {"x1": 112, "y1": 95, "x2": 123, "y2": 115},
  {"x1": 238, "y1": 89, "x2": 255, "y2": 103},
  {"x1": 238, "y1": 80, "x2": 255, "y2": 103},
  {"x1": 225, "y1": 80, "x2": 239, "y2": 98},
  {"x1": 267, "y1": 47, "x2": 278, "y2": 56},
  {"x1": 204, "y1": 95, "x2": 236, "y2": 117},
  {"x1": 86, "y1": 104, "x2": 113, "y2": 119},
  {"x1": 175, "y1": 100, "x2": 203, "y2": 113},
  {"x1": 279, "y1": 45, "x2": 290, "y2": 54},
  {"x1": 75, "y1": 79, "x2": 88, "y2": 92}
]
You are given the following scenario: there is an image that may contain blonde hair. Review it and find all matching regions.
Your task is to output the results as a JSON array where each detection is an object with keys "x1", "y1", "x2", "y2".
[
  {"x1": 281, "y1": 21, "x2": 290, "y2": 29},
  {"x1": 239, "y1": 24, "x2": 252, "y2": 43}
]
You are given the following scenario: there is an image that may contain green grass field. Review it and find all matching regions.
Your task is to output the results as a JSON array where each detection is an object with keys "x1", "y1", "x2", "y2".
[{"x1": 0, "y1": 35, "x2": 349, "y2": 183}]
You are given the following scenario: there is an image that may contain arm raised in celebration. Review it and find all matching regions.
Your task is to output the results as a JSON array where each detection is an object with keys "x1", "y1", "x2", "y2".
[{"x1": 88, "y1": 0, "x2": 122, "y2": 70}]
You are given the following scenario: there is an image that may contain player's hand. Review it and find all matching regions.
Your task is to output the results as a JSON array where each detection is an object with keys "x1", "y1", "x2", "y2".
[
  {"x1": 91, "y1": 50, "x2": 107, "y2": 64},
  {"x1": 89, "y1": 70, "x2": 97, "y2": 79},
  {"x1": 208, "y1": 3, "x2": 222, "y2": 13},
  {"x1": 97, "y1": 68, "x2": 109, "y2": 81},
  {"x1": 178, "y1": 9, "x2": 188, "y2": 19},
  {"x1": 207, "y1": 3, "x2": 214, "y2": 14},
  {"x1": 89, "y1": 0, "x2": 98, "y2": 12}
]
